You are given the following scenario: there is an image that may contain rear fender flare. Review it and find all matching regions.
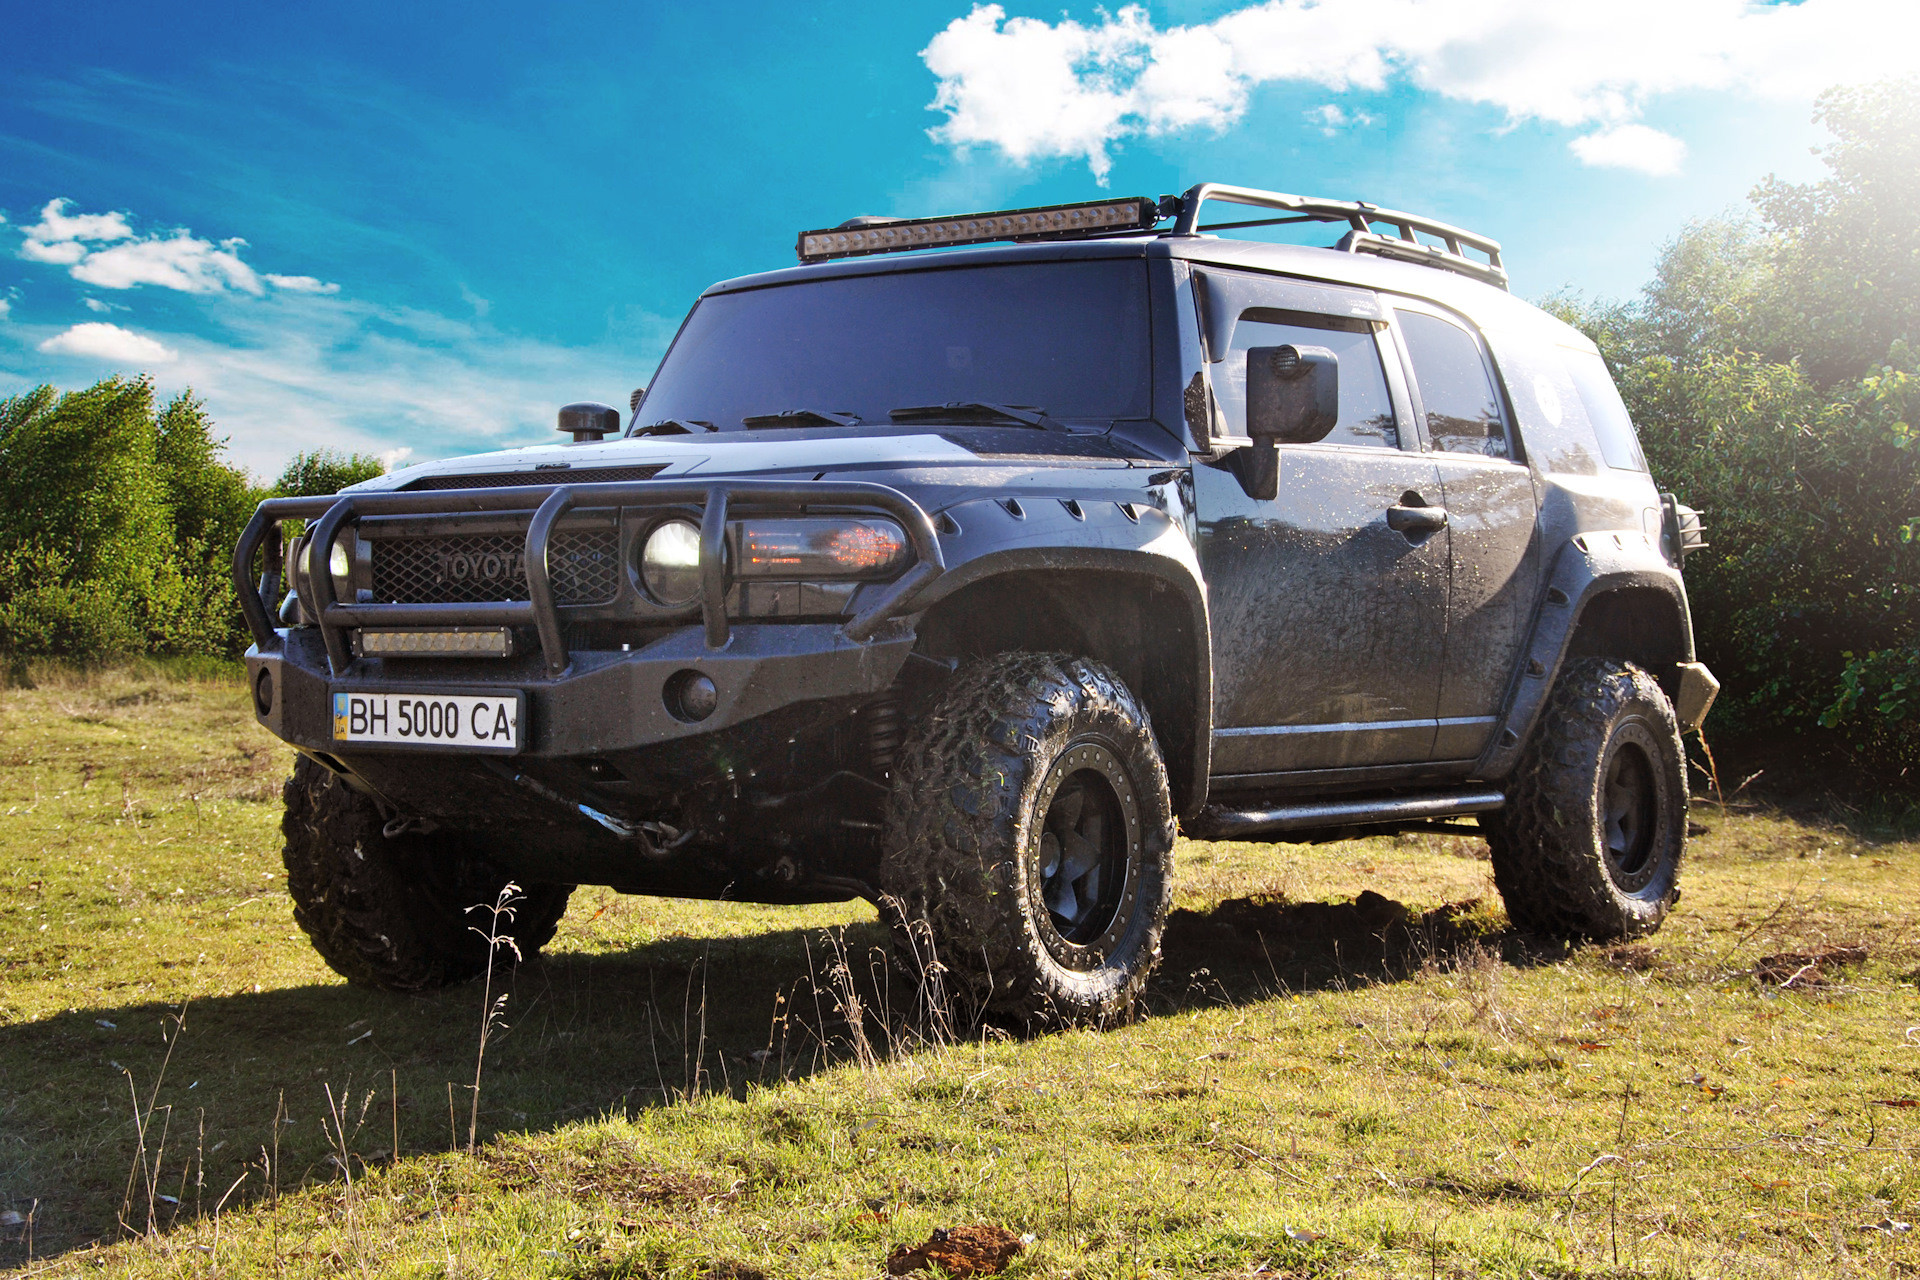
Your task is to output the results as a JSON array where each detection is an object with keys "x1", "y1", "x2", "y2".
[{"x1": 1473, "y1": 536, "x2": 1693, "y2": 779}]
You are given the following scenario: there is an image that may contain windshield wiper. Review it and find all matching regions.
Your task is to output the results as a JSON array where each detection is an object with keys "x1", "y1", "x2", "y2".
[
  {"x1": 740, "y1": 408, "x2": 863, "y2": 428},
  {"x1": 632, "y1": 419, "x2": 716, "y2": 437},
  {"x1": 888, "y1": 402, "x2": 1068, "y2": 432}
]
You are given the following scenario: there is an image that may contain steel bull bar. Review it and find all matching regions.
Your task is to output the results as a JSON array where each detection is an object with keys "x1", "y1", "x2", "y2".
[{"x1": 231, "y1": 479, "x2": 948, "y2": 676}]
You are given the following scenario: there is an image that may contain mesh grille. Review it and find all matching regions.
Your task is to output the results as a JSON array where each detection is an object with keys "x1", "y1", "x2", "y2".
[
  {"x1": 370, "y1": 530, "x2": 620, "y2": 605},
  {"x1": 403, "y1": 464, "x2": 664, "y2": 490}
]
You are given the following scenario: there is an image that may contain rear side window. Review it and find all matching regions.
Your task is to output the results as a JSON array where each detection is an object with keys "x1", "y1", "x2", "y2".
[
  {"x1": 1397, "y1": 311, "x2": 1509, "y2": 458},
  {"x1": 1563, "y1": 347, "x2": 1647, "y2": 471},
  {"x1": 1216, "y1": 314, "x2": 1398, "y2": 449}
]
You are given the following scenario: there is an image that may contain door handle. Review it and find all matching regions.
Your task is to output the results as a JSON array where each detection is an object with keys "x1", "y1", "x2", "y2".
[{"x1": 1386, "y1": 502, "x2": 1448, "y2": 535}]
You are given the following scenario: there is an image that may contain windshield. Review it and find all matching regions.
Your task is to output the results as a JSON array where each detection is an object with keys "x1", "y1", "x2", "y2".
[{"x1": 637, "y1": 260, "x2": 1151, "y2": 431}]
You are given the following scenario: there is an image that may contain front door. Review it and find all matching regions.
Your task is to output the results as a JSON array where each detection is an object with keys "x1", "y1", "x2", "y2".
[{"x1": 1194, "y1": 274, "x2": 1449, "y2": 777}]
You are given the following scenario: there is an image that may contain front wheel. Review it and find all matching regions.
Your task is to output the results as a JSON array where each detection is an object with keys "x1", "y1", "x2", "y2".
[
  {"x1": 880, "y1": 654, "x2": 1176, "y2": 1029},
  {"x1": 1485, "y1": 658, "x2": 1688, "y2": 940},
  {"x1": 282, "y1": 756, "x2": 573, "y2": 990}
]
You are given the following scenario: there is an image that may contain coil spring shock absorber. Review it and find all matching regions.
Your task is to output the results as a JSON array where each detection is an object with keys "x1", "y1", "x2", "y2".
[{"x1": 864, "y1": 696, "x2": 902, "y2": 778}]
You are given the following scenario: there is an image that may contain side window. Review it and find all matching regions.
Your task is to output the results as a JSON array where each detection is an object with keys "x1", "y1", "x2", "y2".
[
  {"x1": 1562, "y1": 347, "x2": 1648, "y2": 471},
  {"x1": 1216, "y1": 313, "x2": 1398, "y2": 448},
  {"x1": 1397, "y1": 310, "x2": 1509, "y2": 458}
]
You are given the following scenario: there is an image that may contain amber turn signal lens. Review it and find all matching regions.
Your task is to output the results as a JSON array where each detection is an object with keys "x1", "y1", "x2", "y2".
[{"x1": 733, "y1": 519, "x2": 908, "y2": 579}]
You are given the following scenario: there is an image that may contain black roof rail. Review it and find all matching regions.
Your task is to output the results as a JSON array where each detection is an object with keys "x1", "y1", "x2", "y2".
[{"x1": 1170, "y1": 182, "x2": 1508, "y2": 290}]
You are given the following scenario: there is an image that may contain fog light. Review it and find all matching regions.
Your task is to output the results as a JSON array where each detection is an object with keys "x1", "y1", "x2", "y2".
[
  {"x1": 253, "y1": 668, "x2": 274, "y2": 716},
  {"x1": 664, "y1": 669, "x2": 718, "y2": 722}
]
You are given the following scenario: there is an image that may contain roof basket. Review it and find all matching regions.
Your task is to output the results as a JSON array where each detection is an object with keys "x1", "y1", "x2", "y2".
[{"x1": 1170, "y1": 183, "x2": 1507, "y2": 290}]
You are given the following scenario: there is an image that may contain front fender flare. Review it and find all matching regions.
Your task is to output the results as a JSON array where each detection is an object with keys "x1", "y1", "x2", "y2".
[{"x1": 900, "y1": 495, "x2": 1214, "y2": 816}]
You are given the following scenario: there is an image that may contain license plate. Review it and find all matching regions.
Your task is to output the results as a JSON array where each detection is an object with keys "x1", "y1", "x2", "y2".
[{"x1": 332, "y1": 691, "x2": 522, "y2": 751}]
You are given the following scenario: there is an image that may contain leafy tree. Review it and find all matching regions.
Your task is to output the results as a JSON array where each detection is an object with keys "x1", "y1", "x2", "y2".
[
  {"x1": 1551, "y1": 80, "x2": 1920, "y2": 763},
  {"x1": 275, "y1": 449, "x2": 386, "y2": 498},
  {"x1": 0, "y1": 378, "x2": 264, "y2": 658},
  {"x1": 1750, "y1": 80, "x2": 1920, "y2": 388}
]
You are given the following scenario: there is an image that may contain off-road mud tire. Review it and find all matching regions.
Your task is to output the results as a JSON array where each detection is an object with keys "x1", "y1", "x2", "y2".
[
  {"x1": 1485, "y1": 658, "x2": 1687, "y2": 940},
  {"x1": 282, "y1": 755, "x2": 572, "y2": 990},
  {"x1": 879, "y1": 653, "x2": 1176, "y2": 1029}
]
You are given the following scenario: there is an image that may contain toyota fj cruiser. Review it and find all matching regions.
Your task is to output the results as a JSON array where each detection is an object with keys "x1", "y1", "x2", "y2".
[{"x1": 236, "y1": 183, "x2": 1717, "y2": 1026}]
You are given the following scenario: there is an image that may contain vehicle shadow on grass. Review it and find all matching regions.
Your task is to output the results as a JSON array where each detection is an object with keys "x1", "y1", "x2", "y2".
[
  {"x1": 0, "y1": 919, "x2": 880, "y2": 1264},
  {"x1": 1149, "y1": 888, "x2": 1556, "y2": 1009},
  {"x1": 0, "y1": 889, "x2": 1539, "y2": 1265}
]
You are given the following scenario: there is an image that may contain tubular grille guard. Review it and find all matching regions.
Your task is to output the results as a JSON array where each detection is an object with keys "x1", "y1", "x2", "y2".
[
  {"x1": 369, "y1": 529, "x2": 619, "y2": 606},
  {"x1": 232, "y1": 479, "x2": 946, "y2": 677}
]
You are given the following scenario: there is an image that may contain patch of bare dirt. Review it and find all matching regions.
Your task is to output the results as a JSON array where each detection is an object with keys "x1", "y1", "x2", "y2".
[
  {"x1": 1753, "y1": 944, "x2": 1868, "y2": 987},
  {"x1": 886, "y1": 1225, "x2": 1024, "y2": 1278}
]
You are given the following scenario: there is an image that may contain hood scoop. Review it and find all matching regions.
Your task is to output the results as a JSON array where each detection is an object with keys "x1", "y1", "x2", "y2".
[{"x1": 401, "y1": 463, "x2": 667, "y2": 491}]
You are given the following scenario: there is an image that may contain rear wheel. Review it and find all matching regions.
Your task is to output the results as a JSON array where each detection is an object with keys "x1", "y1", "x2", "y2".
[
  {"x1": 282, "y1": 756, "x2": 572, "y2": 990},
  {"x1": 1486, "y1": 658, "x2": 1687, "y2": 939},
  {"x1": 880, "y1": 653, "x2": 1176, "y2": 1029}
]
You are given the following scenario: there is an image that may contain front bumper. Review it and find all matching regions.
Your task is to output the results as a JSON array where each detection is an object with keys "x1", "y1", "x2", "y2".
[{"x1": 248, "y1": 621, "x2": 916, "y2": 762}]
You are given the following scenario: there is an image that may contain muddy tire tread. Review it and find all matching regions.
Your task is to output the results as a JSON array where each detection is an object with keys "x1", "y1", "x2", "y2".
[
  {"x1": 880, "y1": 652, "x2": 1175, "y2": 1027},
  {"x1": 281, "y1": 756, "x2": 570, "y2": 990},
  {"x1": 1485, "y1": 658, "x2": 1686, "y2": 940}
]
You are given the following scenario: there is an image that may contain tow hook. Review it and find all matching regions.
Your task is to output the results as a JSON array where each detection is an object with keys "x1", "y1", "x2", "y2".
[{"x1": 482, "y1": 759, "x2": 693, "y2": 858}]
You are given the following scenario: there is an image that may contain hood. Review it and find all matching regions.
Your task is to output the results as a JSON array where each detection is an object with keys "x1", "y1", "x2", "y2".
[{"x1": 344, "y1": 426, "x2": 1144, "y2": 495}]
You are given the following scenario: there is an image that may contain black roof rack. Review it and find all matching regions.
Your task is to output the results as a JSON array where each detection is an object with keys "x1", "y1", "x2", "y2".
[{"x1": 794, "y1": 181, "x2": 1506, "y2": 290}]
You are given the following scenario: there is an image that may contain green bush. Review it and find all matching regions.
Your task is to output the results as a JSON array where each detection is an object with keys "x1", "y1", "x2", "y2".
[{"x1": 0, "y1": 548, "x2": 142, "y2": 659}]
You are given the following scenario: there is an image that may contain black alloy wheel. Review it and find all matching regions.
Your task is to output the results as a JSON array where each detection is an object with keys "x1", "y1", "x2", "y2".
[
  {"x1": 1029, "y1": 741, "x2": 1140, "y2": 967},
  {"x1": 1600, "y1": 728, "x2": 1661, "y2": 893}
]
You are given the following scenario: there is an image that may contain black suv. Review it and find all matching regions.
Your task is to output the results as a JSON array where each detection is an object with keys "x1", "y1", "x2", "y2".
[{"x1": 236, "y1": 183, "x2": 1717, "y2": 1026}]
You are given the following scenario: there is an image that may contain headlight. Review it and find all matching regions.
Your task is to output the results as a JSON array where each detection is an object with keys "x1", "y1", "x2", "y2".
[
  {"x1": 734, "y1": 519, "x2": 909, "y2": 579},
  {"x1": 641, "y1": 519, "x2": 704, "y2": 606},
  {"x1": 305, "y1": 536, "x2": 352, "y2": 599}
]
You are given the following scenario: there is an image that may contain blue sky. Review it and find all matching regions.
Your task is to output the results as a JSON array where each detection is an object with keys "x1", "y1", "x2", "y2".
[{"x1": 1, "y1": 0, "x2": 1912, "y2": 476}]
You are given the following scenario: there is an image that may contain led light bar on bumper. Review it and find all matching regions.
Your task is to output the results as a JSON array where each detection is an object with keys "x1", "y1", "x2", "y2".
[
  {"x1": 797, "y1": 198, "x2": 1159, "y2": 262},
  {"x1": 352, "y1": 627, "x2": 515, "y2": 658}
]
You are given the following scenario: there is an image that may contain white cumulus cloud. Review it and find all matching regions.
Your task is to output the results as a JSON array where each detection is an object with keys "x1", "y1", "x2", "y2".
[
  {"x1": 70, "y1": 233, "x2": 262, "y2": 294},
  {"x1": 921, "y1": 0, "x2": 1920, "y2": 179},
  {"x1": 1570, "y1": 123, "x2": 1689, "y2": 176},
  {"x1": 0, "y1": 298, "x2": 10, "y2": 321},
  {"x1": 1, "y1": 291, "x2": 679, "y2": 477},
  {"x1": 13, "y1": 198, "x2": 338, "y2": 296},
  {"x1": 36, "y1": 321, "x2": 178, "y2": 365}
]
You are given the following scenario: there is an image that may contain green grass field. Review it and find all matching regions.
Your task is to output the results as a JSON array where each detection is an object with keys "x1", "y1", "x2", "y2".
[{"x1": 3, "y1": 664, "x2": 1918, "y2": 1278}]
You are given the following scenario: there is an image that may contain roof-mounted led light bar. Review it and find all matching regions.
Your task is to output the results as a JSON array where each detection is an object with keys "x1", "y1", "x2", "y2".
[
  {"x1": 797, "y1": 197, "x2": 1159, "y2": 263},
  {"x1": 794, "y1": 183, "x2": 1506, "y2": 288}
]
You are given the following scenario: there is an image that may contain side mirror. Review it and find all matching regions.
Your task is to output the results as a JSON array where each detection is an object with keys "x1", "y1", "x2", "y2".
[
  {"x1": 1236, "y1": 344, "x2": 1338, "y2": 500},
  {"x1": 558, "y1": 402, "x2": 621, "y2": 443}
]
